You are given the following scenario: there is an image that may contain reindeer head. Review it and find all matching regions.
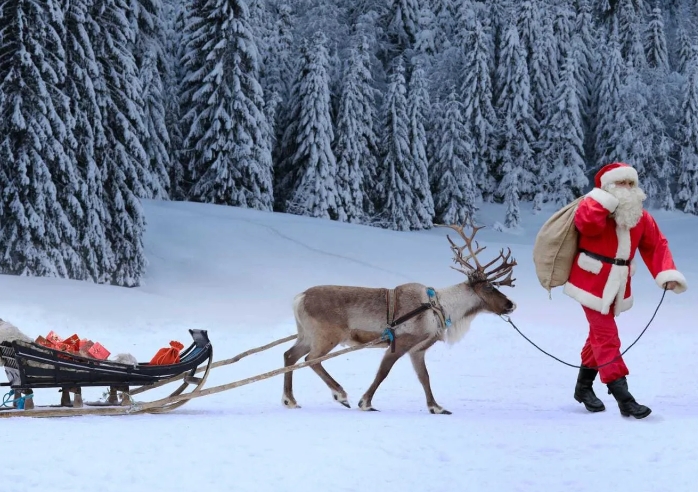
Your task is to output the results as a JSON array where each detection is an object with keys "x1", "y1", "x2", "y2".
[{"x1": 439, "y1": 220, "x2": 517, "y2": 316}]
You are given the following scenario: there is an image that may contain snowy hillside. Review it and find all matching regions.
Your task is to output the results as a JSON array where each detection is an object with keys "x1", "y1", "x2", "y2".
[{"x1": 1, "y1": 199, "x2": 697, "y2": 492}]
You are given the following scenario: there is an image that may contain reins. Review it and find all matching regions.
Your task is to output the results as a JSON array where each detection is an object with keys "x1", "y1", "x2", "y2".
[{"x1": 499, "y1": 287, "x2": 668, "y2": 370}]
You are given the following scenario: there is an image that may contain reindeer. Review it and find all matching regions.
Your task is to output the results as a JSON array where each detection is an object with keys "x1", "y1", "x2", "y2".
[{"x1": 282, "y1": 221, "x2": 517, "y2": 414}]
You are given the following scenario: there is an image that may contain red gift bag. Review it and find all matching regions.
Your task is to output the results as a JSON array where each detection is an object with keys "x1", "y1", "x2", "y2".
[{"x1": 149, "y1": 341, "x2": 185, "y2": 365}]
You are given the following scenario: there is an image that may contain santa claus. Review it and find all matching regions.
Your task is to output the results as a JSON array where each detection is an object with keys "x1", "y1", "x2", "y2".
[{"x1": 563, "y1": 162, "x2": 688, "y2": 419}]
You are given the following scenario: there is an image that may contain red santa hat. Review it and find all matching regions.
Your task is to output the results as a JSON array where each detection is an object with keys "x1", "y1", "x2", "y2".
[{"x1": 594, "y1": 162, "x2": 639, "y2": 189}]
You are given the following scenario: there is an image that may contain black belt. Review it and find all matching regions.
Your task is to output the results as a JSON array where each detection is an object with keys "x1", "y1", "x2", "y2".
[{"x1": 579, "y1": 249, "x2": 631, "y2": 266}]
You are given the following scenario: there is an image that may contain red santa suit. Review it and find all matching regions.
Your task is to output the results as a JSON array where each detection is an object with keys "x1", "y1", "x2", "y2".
[{"x1": 563, "y1": 162, "x2": 688, "y2": 383}]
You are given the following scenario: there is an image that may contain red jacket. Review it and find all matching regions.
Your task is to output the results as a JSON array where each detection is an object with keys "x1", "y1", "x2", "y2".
[{"x1": 563, "y1": 188, "x2": 687, "y2": 316}]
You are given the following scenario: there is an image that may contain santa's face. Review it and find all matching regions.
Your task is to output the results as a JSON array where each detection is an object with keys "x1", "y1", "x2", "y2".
[{"x1": 603, "y1": 181, "x2": 646, "y2": 229}]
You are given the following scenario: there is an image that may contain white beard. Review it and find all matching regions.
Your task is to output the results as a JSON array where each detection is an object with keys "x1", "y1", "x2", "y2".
[{"x1": 604, "y1": 184, "x2": 646, "y2": 229}]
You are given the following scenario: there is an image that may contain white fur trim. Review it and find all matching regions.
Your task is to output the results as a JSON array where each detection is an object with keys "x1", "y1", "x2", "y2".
[
  {"x1": 612, "y1": 265, "x2": 630, "y2": 316},
  {"x1": 564, "y1": 264, "x2": 629, "y2": 315},
  {"x1": 564, "y1": 282, "x2": 607, "y2": 314},
  {"x1": 615, "y1": 225, "x2": 631, "y2": 260},
  {"x1": 563, "y1": 281, "x2": 633, "y2": 317},
  {"x1": 630, "y1": 259, "x2": 636, "y2": 277},
  {"x1": 577, "y1": 252, "x2": 603, "y2": 274},
  {"x1": 600, "y1": 166, "x2": 639, "y2": 188},
  {"x1": 601, "y1": 264, "x2": 628, "y2": 314},
  {"x1": 654, "y1": 270, "x2": 688, "y2": 294},
  {"x1": 586, "y1": 188, "x2": 619, "y2": 212}
]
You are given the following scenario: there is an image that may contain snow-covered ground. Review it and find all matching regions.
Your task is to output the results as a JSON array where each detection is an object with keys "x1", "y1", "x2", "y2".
[{"x1": 1, "y1": 199, "x2": 697, "y2": 492}]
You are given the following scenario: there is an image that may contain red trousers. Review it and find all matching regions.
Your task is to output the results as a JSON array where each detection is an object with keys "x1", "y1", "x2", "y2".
[{"x1": 580, "y1": 305, "x2": 629, "y2": 384}]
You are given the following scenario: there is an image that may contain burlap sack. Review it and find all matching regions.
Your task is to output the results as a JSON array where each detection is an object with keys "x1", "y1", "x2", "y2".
[{"x1": 532, "y1": 196, "x2": 583, "y2": 294}]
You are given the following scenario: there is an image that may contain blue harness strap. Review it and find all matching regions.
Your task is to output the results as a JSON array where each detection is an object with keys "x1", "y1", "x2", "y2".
[{"x1": 2, "y1": 389, "x2": 33, "y2": 409}]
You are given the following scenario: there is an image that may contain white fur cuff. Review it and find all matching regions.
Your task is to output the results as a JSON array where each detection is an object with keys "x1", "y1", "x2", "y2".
[
  {"x1": 586, "y1": 188, "x2": 619, "y2": 212},
  {"x1": 655, "y1": 270, "x2": 688, "y2": 294}
]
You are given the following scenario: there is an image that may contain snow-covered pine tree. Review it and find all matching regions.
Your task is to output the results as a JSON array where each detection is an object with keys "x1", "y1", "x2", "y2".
[
  {"x1": 385, "y1": 0, "x2": 420, "y2": 55},
  {"x1": 429, "y1": 0, "x2": 472, "y2": 106},
  {"x1": 575, "y1": 0, "x2": 600, "y2": 167},
  {"x1": 617, "y1": 71, "x2": 664, "y2": 202},
  {"x1": 407, "y1": 64, "x2": 434, "y2": 228},
  {"x1": 552, "y1": 2, "x2": 575, "y2": 71},
  {"x1": 181, "y1": 0, "x2": 274, "y2": 211},
  {"x1": 452, "y1": 0, "x2": 476, "y2": 49},
  {"x1": 333, "y1": 36, "x2": 380, "y2": 223},
  {"x1": 94, "y1": 0, "x2": 155, "y2": 203},
  {"x1": 502, "y1": 166, "x2": 521, "y2": 228},
  {"x1": 63, "y1": 0, "x2": 115, "y2": 283},
  {"x1": 675, "y1": 24, "x2": 694, "y2": 74},
  {"x1": 655, "y1": 134, "x2": 676, "y2": 210},
  {"x1": 246, "y1": 0, "x2": 273, "y2": 74},
  {"x1": 617, "y1": 0, "x2": 647, "y2": 70},
  {"x1": 92, "y1": 0, "x2": 150, "y2": 286},
  {"x1": 161, "y1": 0, "x2": 187, "y2": 199},
  {"x1": 516, "y1": 0, "x2": 542, "y2": 63},
  {"x1": 46, "y1": 0, "x2": 87, "y2": 279},
  {"x1": 594, "y1": 0, "x2": 613, "y2": 20},
  {"x1": 375, "y1": 58, "x2": 418, "y2": 231},
  {"x1": 280, "y1": 32, "x2": 340, "y2": 219},
  {"x1": 430, "y1": 0, "x2": 456, "y2": 54},
  {"x1": 246, "y1": 0, "x2": 285, "y2": 155},
  {"x1": 431, "y1": 91, "x2": 477, "y2": 225},
  {"x1": 540, "y1": 53, "x2": 588, "y2": 207},
  {"x1": 528, "y1": 13, "x2": 558, "y2": 127},
  {"x1": 594, "y1": 28, "x2": 627, "y2": 169},
  {"x1": 495, "y1": 24, "x2": 538, "y2": 203},
  {"x1": 139, "y1": 48, "x2": 171, "y2": 200},
  {"x1": 413, "y1": 5, "x2": 436, "y2": 63},
  {"x1": 0, "y1": 0, "x2": 82, "y2": 279},
  {"x1": 591, "y1": 16, "x2": 664, "y2": 202},
  {"x1": 645, "y1": 6, "x2": 669, "y2": 71},
  {"x1": 460, "y1": 15, "x2": 497, "y2": 202},
  {"x1": 130, "y1": 0, "x2": 171, "y2": 199},
  {"x1": 263, "y1": 2, "x2": 295, "y2": 155},
  {"x1": 676, "y1": 54, "x2": 698, "y2": 213}
]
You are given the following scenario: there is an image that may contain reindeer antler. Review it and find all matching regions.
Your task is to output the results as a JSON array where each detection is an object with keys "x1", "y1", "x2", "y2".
[{"x1": 437, "y1": 218, "x2": 517, "y2": 287}]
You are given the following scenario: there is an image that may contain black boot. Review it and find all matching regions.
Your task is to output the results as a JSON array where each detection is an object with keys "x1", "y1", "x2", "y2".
[
  {"x1": 574, "y1": 367, "x2": 605, "y2": 412},
  {"x1": 606, "y1": 376, "x2": 652, "y2": 419}
]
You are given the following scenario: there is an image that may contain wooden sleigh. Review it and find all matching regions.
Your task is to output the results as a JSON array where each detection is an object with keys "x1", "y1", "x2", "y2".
[{"x1": 1, "y1": 329, "x2": 214, "y2": 417}]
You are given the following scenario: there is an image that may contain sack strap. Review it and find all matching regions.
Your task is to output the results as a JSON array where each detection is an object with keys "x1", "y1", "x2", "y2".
[{"x1": 579, "y1": 249, "x2": 631, "y2": 267}]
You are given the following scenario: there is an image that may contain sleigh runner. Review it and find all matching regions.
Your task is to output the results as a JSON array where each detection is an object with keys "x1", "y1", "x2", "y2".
[{"x1": 1, "y1": 329, "x2": 214, "y2": 416}]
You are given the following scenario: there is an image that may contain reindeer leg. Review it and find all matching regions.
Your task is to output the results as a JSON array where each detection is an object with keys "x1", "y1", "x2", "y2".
[
  {"x1": 305, "y1": 341, "x2": 350, "y2": 408},
  {"x1": 409, "y1": 345, "x2": 451, "y2": 415},
  {"x1": 282, "y1": 341, "x2": 311, "y2": 409},
  {"x1": 358, "y1": 338, "x2": 415, "y2": 412}
]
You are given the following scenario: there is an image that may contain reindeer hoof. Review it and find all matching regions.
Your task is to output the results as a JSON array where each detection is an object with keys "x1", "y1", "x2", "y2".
[
  {"x1": 332, "y1": 392, "x2": 351, "y2": 408},
  {"x1": 282, "y1": 397, "x2": 301, "y2": 409},
  {"x1": 429, "y1": 406, "x2": 452, "y2": 415},
  {"x1": 358, "y1": 399, "x2": 378, "y2": 412}
]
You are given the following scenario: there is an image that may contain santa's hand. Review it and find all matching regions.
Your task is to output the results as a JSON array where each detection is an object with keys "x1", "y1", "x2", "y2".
[{"x1": 664, "y1": 281, "x2": 678, "y2": 291}]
